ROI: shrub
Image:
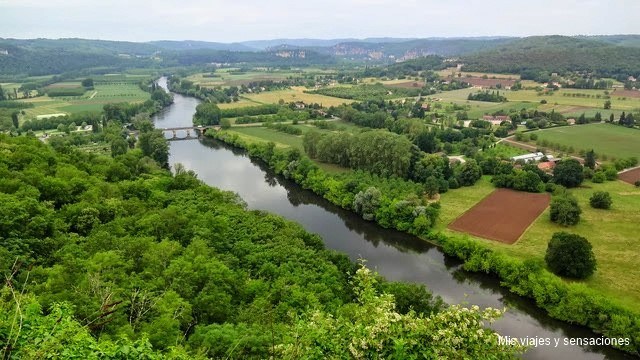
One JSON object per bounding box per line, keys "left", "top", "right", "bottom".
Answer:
{"left": 591, "top": 171, "right": 606, "bottom": 183}
{"left": 635, "top": 180, "right": 640, "bottom": 187}
{"left": 545, "top": 232, "right": 596, "bottom": 279}
{"left": 590, "top": 191, "right": 612, "bottom": 209}
{"left": 550, "top": 192, "right": 581, "bottom": 226}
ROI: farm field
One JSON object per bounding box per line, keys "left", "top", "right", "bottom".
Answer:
{"left": 499, "top": 180, "right": 640, "bottom": 307}
{"left": 619, "top": 167, "right": 640, "bottom": 185}
{"left": 437, "top": 68, "right": 521, "bottom": 80}
{"left": 229, "top": 126, "right": 304, "bottom": 150}
{"left": 532, "top": 123, "right": 640, "bottom": 159}
{"left": 440, "top": 177, "right": 640, "bottom": 307}
{"left": 435, "top": 87, "right": 639, "bottom": 119}
{"left": 506, "top": 88, "right": 640, "bottom": 113}
{"left": 448, "top": 189, "right": 550, "bottom": 244}
{"left": 187, "top": 68, "right": 319, "bottom": 88}
{"left": 244, "top": 87, "right": 354, "bottom": 107}
{"left": 17, "top": 82, "right": 150, "bottom": 118}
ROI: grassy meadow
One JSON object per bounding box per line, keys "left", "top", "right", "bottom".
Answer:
{"left": 532, "top": 123, "right": 640, "bottom": 159}
{"left": 438, "top": 176, "right": 640, "bottom": 308}
{"left": 17, "top": 82, "right": 150, "bottom": 120}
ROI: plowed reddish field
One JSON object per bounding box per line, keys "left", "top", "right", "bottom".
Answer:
{"left": 619, "top": 167, "right": 640, "bottom": 185}
{"left": 448, "top": 189, "right": 550, "bottom": 244}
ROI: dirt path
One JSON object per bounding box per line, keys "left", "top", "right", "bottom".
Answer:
{"left": 89, "top": 91, "right": 98, "bottom": 99}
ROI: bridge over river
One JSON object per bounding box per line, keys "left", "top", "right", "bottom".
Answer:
{"left": 162, "top": 125, "right": 220, "bottom": 140}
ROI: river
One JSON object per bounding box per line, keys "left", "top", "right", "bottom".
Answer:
{"left": 153, "top": 77, "right": 633, "bottom": 360}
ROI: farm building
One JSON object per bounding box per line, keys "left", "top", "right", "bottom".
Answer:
{"left": 567, "top": 118, "right": 576, "bottom": 125}
{"left": 511, "top": 152, "right": 552, "bottom": 163}
{"left": 482, "top": 115, "right": 511, "bottom": 126}
{"left": 537, "top": 161, "right": 556, "bottom": 172}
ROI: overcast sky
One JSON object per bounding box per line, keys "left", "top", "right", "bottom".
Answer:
{"left": 0, "top": 0, "right": 638, "bottom": 42}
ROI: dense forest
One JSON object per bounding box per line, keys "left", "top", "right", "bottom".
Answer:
{"left": 0, "top": 134, "right": 524, "bottom": 358}
{"left": 461, "top": 36, "right": 640, "bottom": 81}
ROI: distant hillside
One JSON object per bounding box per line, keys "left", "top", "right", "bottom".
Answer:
{"left": 0, "top": 38, "right": 335, "bottom": 76}
{"left": 584, "top": 35, "right": 640, "bottom": 48}
{"left": 158, "top": 48, "right": 335, "bottom": 67}
{"left": 149, "top": 40, "right": 255, "bottom": 52}
{"left": 311, "top": 38, "right": 512, "bottom": 62}
{"left": 0, "top": 43, "right": 149, "bottom": 77}
{"left": 239, "top": 37, "right": 418, "bottom": 50}
{"left": 461, "top": 36, "right": 640, "bottom": 80}
{"left": 0, "top": 38, "right": 159, "bottom": 55}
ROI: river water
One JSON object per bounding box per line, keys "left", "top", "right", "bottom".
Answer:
{"left": 153, "top": 77, "right": 633, "bottom": 360}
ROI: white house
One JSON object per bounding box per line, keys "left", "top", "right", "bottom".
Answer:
{"left": 511, "top": 152, "right": 550, "bottom": 163}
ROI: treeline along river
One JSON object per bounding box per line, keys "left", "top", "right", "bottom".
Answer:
{"left": 153, "top": 77, "right": 634, "bottom": 360}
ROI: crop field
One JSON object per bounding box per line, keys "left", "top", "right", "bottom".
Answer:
{"left": 507, "top": 88, "right": 640, "bottom": 113}
{"left": 187, "top": 69, "right": 308, "bottom": 88}
{"left": 46, "top": 82, "right": 83, "bottom": 89}
{"left": 92, "top": 73, "right": 151, "bottom": 83}
{"left": 448, "top": 189, "right": 551, "bottom": 244}
{"left": 436, "top": 87, "right": 639, "bottom": 119}
{"left": 532, "top": 123, "right": 640, "bottom": 159}
{"left": 379, "top": 79, "right": 425, "bottom": 89}
{"left": 244, "top": 87, "right": 354, "bottom": 107}
{"left": 619, "top": 167, "right": 640, "bottom": 185}
{"left": 502, "top": 180, "right": 640, "bottom": 307}
{"left": 18, "top": 82, "right": 150, "bottom": 118}
{"left": 437, "top": 68, "right": 522, "bottom": 80}
{"left": 440, "top": 177, "right": 640, "bottom": 307}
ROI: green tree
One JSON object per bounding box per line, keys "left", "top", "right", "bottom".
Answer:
{"left": 415, "top": 130, "right": 439, "bottom": 153}
{"left": 193, "top": 102, "right": 221, "bottom": 126}
{"left": 424, "top": 176, "right": 440, "bottom": 199}
{"left": 81, "top": 78, "right": 94, "bottom": 88}
{"left": 353, "top": 187, "right": 382, "bottom": 221}
{"left": 220, "top": 118, "right": 231, "bottom": 129}
{"left": 585, "top": 149, "right": 596, "bottom": 170}
{"left": 279, "top": 264, "right": 525, "bottom": 359}
{"left": 139, "top": 130, "right": 169, "bottom": 168}
{"left": 604, "top": 100, "right": 611, "bottom": 109}
{"left": 457, "top": 159, "right": 482, "bottom": 186}
{"left": 590, "top": 191, "right": 612, "bottom": 209}
{"left": 545, "top": 232, "right": 596, "bottom": 279}
{"left": 110, "top": 137, "right": 129, "bottom": 157}
{"left": 553, "top": 159, "right": 584, "bottom": 188}
{"left": 550, "top": 192, "right": 582, "bottom": 226}
{"left": 11, "top": 111, "right": 19, "bottom": 129}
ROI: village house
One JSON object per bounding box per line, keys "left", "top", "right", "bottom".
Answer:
{"left": 482, "top": 115, "right": 511, "bottom": 126}
{"left": 567, "top": 118, "right": 576, "bottom": 125}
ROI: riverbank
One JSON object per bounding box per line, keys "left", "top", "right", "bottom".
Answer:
{"left": 205, "top": 129, "right": 640, "bottom": 356}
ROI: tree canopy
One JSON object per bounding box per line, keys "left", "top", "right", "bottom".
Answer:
{"left": 545, "top": 232, "right": 597, "bottom": 279}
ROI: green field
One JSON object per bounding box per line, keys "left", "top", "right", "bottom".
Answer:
{"left": 438, "top": 176, "right": 640, "bottom": 308}
{"left": 435, "top": 87, "right": 638, "bottom": 119}
{"left": 188, "top": 68, "right": 335, "bottom": 88}
{"left": 533, "top": 123, "right": 640, "bottom": 159}
{"left": 229, "top": 127, "right": 304, "bottom": 150}
{"left": 18, "top": 82, "right": 150, "bottom": 119}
